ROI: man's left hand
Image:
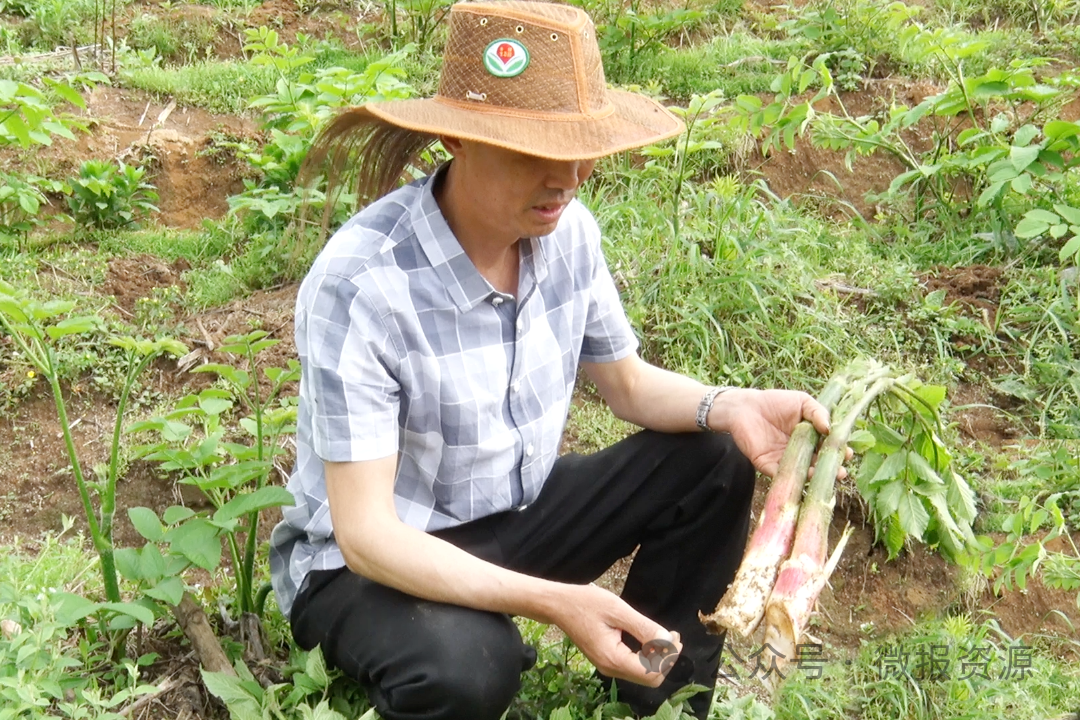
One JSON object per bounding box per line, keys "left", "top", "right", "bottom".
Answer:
{"left": 709, "top": 388, "right": 850, "bottom": 479}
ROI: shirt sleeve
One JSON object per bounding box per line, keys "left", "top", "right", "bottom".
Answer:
{"left": 578, "top": 211, "right": 640, "bottom": 363}
{"left": 299, "top": 272, "right": 401, "bottom": 462}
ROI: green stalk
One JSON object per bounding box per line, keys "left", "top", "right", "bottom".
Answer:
{"left": 49, "top": 364, "right": 120, "bottom": 602}
{"left": 701, "top": 371, "right": 852, "bottom": 637}
{"left": 240, "top": 346, "right": 265, "bottom": 614}
{"left": 762, "top": 375, "right": 894, "bottom": 668}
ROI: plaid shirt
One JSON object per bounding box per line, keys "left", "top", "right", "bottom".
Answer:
{"left": 269, "top": 168, "right": 638, "bottom": 616}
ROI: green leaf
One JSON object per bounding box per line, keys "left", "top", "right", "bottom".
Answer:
{"left": 876, "top": 479, "right": 905, "bottom": 516}
{"left": 44, "top": 315, "right": 100, "bottom": 340}
{"left": 139, "top": 544, "right": 167, "bottom": 581}
{"left": 162, "top": 505, "right": 196, "bottom": 525}
{"left": 200, "top": 670, "right": 263, "bottom": 720}
{"left": 848, "top": 429, "right": 876, "bottom": 454}
{"left": 114, "top": 547, "right": 143, "bottom": 581}
{"left": 897, "top": 491, "right": 931, "bottom": 540}
{"left": 1013, "top": 124, "right": 1039, "bottom": 146}
{"left": 907, "top": 452, "right": 944, "bottom": 485}
{"left": 1015, "top": 214, "right": 1053, "bottom": 239}
{"left": 1050, "top": 223, "right": 1069, "bottom": 239}
{"left": 871, "top": 450, "right": 908, "bottom": 485}
{"left": 101, "top": 601, "right": 155, "bottom": 626}
{"left": 1061, "top": 235, "right": 1080, "bottom": 262}
{"left": 128, "top": 507, "right": 164, "bottom": 542}
{"left": 145, "top": 577, "right": 185, "bottom": 606}
{"left": 912, "top": 384, "right": 947, "bottom": 411}
{"left": 45, "top": 80, "right": 86, "bottom": 108}
{"left": 1053, "top": 204, "right": 1080, "bottom": 225}
{"left": 53, "top": 592, "right": 98, "bottom": 626}
{"left": 1044, "top": 120, "right": 1080, "bottom": 141}
{"left": 304, "top": 646, "right": 330, "bottom": 688}
{"left": 214, "top": 486, "right": 295, "bottom": 522}
{"left": 168, "top": 519, "right": 222, "bottom": 571}
{"left": 1010, "top": 144, "right": 1041, "bottom": 171}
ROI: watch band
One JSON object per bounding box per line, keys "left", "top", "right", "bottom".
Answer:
{"left": 696, "top": 386, "right": 734, "bottom": 431}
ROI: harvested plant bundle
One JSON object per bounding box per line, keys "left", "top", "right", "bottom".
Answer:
{"left": 700, "top": 359, "right": 976, "bottom": 677}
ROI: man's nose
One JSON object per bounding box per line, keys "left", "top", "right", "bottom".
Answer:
{"left": 545, "top": 158, "right": 595, "bottom": 190}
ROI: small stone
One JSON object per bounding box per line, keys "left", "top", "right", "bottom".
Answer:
{"left": 0, "top": 619, "right": 21, "bottom": 639}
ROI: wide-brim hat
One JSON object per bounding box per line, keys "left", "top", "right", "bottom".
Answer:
{"left": 359, "top": 0, "right": 685, "bottom": 160}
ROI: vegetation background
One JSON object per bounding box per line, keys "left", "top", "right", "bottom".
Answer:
{"left": 1, "top": 0, "right": 1079, "bottom": 717}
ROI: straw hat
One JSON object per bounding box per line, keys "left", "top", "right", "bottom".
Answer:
{"left": 361, "top": 0, "right": 685, "bottom": 160}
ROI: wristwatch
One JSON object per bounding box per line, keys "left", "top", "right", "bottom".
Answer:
{"left": 696, "top": 386, "right": 734, "bottom": 431}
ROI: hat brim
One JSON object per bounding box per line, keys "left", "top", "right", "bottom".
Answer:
{"left": 361, "top": 90, "right": 685, "bottom": 161}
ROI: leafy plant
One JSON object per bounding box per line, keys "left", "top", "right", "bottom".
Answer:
{"left": 598, "top": 0, "right": 705, "bottom": 83}
{"left": 966, "top": 493, "right": 1080, "bottom": 607}
{"left": 853, "top": 376, "right": 979, "bottom": 561}
{"left": 0, "top": 172, "right": 65, "bottom": 236}
{"left": 130, "top": 331, "right": 299, "bottom": 618}
{"left": 67, "top": 160, "right": 159, "bottom": 231}
{"left": 0, "top": 282, "right": 185, "bottom": 612}
{"left": 0, "top": 77, "right": 89, "bottom": 149}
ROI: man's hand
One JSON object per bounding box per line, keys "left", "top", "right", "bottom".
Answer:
{"left": 548, "top": 583, "right": 682, "bottom": 688}
{"left": 709, "top": 388, "right": 849, "bottom": 479}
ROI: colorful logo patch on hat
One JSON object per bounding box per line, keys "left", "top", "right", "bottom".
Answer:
{"left": 483, "top": 38, "right": 529, "bottom": 78}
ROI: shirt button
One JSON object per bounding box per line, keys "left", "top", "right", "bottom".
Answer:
{"left": 525, "top": 443, "right": 534, "bottom": 457}
{"left": 492, "top": 296, "right": 503, "bottom": 306}
{"left": 516, "top": 318, "right": 523, "bottom": 331}
{"left": 511, "top": 380, "right": 520, "bottom": 393}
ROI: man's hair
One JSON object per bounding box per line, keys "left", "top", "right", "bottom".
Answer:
{"left": 300, "top": 108, "right": 438, "bottom": 236}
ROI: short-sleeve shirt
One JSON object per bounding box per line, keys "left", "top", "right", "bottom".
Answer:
{"left": 269, "top": 167, "right": 638, "bottom": 616}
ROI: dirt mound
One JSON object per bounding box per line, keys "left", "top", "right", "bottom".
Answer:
{"left": 104, "top": 253, "right": 190, "bottom": 315}
{"left": 921, "top": 263, "right": 1003, "bottom": 320}
{"left": 0, "top": 87, "right": 258, "bottom": 230}
{"left": 752, "top": 81, "right": 942, "bottom": 218}
{"left": 180, "top": 284, "right": 300, "bottom": 378}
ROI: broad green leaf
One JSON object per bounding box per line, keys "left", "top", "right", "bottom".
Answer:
{"left": 884, "top": 517, "right": 906, "bottom": 560}
{"left": 44, "top": 80, "right": 85, "bottom": 108}
{"left": 848, "top": 429, "right": 876, "bottom": 454}
{"left": 145, "top": 577, "right": 185, "bottom": 606}
{"left": 1044, "top": 119, "right": 1080, "bottom": 141}
{"left": 1053, "top": 204, "right": 1080, "bottom": 225}
{"left": 44, "top": 315, "right": 100, "bottom": 339}
{"left": 200, "top": 670, "right": 263, "bottom": 720}
{"left": 1015, "top": 214, "right": 1052, "bottom": 239}
{"left": 1009, "top": 144, "right": 1041, "bottom": 171}
{"left": 199, "top": 396, "right": 233, "bottom": 416}
{"left": 912, "top": 383, "right": 947, "bottom": 411}
{"left": 128, "top": 507, "right": 164, "bottom": 542}
{"left": 876, "top": 479, "right": 905, "bottom": 516}
{"left": 168, "top": 519, "right": 222, "bottom": 571}
{"left": 53, "top": 592, "right": 98, "bottom": 626}
{"left": 1011, "top": 174, "right": 1032, "bottom": 194}
{"left": 139, "top": 544, "right": 167, "bottom": 581}
{"left": 214, "top": 486, "right": 295, "bottom": 522}
{"left": 907, "top": 452, "right": 944, "bottom": 485}
{"left": 871, "top": 425, "right": 907, "bottom": 454}
{"left": 1013, "top": 124, "right": 1039, "bottom": 146}
{"left": 305, "top": 646, "right": 330, "bottom": 689}
{"left": 162, "top": 505, "right": 196, "bottom": 524}
{"left": 114, "top": 547, "right": 143, "bottom": 581}
{"left": 871, "top": 450, "right": 908, "bottom": 485}
{"left": 897, "top": 491, "right": 930, "bottom": 539}
{"left": 1050, "top": 223, "right": 1069, "bottom": 239}
{"left": 101, "top": 601, "right": 155, "bottom": 626}
{"left": 1061, "top": 235, "right": 1080, "bottom": 262}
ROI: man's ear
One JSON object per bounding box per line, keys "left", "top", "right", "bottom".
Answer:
{"left": 440, "top": 136, "right": 465, "bottom": 156}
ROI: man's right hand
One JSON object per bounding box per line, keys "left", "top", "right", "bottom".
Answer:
{"left": 548, "top": 582, "right": 682, "bottom": 688}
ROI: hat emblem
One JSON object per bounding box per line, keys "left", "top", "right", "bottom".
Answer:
{"left": 484, "top": 38, "right": 529, "bottom": 78}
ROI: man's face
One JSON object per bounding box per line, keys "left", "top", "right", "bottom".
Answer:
{"left": 442, "top": 138, "right": 597, "bottom": 241}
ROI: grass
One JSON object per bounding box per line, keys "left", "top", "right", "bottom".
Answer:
{"left": 120, "top": 60, "right": 276, "bottom": 115}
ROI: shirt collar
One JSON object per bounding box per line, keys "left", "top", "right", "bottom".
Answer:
{"left": 410, "top": 165, "right": 550, "bottom": 313}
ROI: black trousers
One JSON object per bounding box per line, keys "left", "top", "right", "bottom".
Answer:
{"left": 290, "top": 430, "right": 756, "bottom": 720}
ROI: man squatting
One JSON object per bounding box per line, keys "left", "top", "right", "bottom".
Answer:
{"left": 270, "top": 3, "right": 845, "bottom": 719}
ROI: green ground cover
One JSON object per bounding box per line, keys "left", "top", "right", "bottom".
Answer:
{"left": 1, "top": 0, "right": 1079, "bottom": 717}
